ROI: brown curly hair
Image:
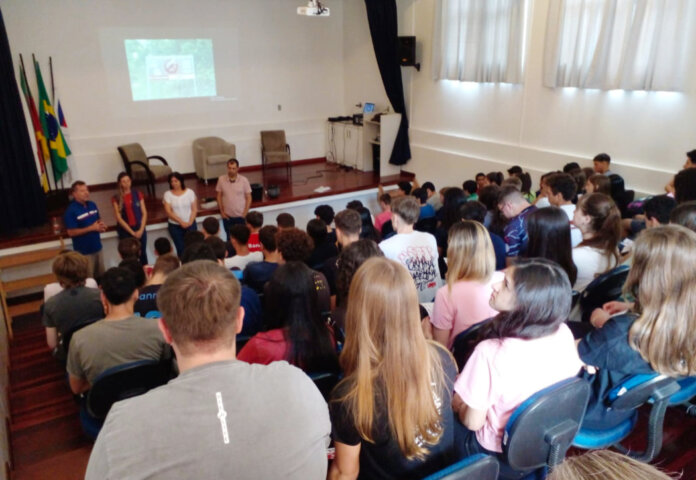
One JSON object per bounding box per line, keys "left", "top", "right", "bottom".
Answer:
{"left": 277, "top": 228, "right": 314, "bottom": 262}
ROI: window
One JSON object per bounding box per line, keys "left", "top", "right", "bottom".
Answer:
{"left": 432, "top": 0, "right": 527, "bottom": 84}
{"left": 543, "top": 0, "right": 695, "bottom": 91}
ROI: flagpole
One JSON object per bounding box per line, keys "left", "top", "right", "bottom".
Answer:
{"left": 49, "top": 56, "right": 55, "bottom": 105}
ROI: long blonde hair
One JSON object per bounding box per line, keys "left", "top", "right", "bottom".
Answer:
{"left": 335, "top": 257, "right": 448, "bottom": 459}
{"left": 627, "top": 225, "right": 696, "bottom": 377}
{"left": 446, "top": 220, "right": 494, "bottom": 291}
{"left": 548, "top": 450, "right": 678, "bottom": 480}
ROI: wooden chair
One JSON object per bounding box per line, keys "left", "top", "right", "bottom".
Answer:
{"left": 117, "top": 143, "right": 172, "bottom": 196}
{"left": 260, "top": 130, "right": 291, "bottom": 182}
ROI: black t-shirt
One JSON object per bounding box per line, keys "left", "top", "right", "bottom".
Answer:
{"left": 243, "top": 261, "right": 279, "bottom": 293}
{"left": 577, "top": 313, "right": 654, "bottom": 429}
{"left": 307, "top": 240, "right": 339, "bottom": 270}
{"left": 329, "top": 346, "right": 457, "bottom": 479}
{"left": 319, "top": 255, "right": 339, "bottom": 296}
{"left": 133, "top": 284, "right": 162, "bottom": 318}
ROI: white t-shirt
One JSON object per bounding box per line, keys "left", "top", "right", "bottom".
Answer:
{"left": 224, "top": 251, "right": 263, "bottom": 271}
{"left": 559, "top": 204, "right": 583, "bottom": 247}
{"left": 379, "top": 230, "right": 442, "bottom": 303}
{"left": 163, "top": 189, "right": 197, "bottom": 225}
{"left": 572, "top": 246, "right": 617, "bottom": 291}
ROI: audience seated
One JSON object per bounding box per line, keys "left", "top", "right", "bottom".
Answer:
{"left": 320, "top": 209, "right": 361, "bottom": 296}
{"left": 568, "top": 168, "right": 586, "bottom": 202}
{"left": 117, "top": 237, "right": 141, "bottom": 261}
{"left": 430, "top": 221, "right": 503, "bottom": 349}
{"left": 153, "top": 237, "right": 173, "bottom": 257}
{"left": 245, "top": 210, "right": 264, "bottom": 252}
{"left": 224, "top": 224, "right": 263, "bottom": 270}
{"left": 243, "top": 225, "right": 281, "bottom": 293}
{"left": 547, "top": 449, "right": 676, "bottom": 480}
{"left": 201, "top": 216, "right": 220, "bottom": 239}
{"left": 519, "top": 172, "right": 536, "bottom": 203}
{"left": 373, "top": 194, "right": 392, "bottom": 233}
{"left": 593, "top": 152, "right": 613, "bottom": 176}
{"left": 183, "top": 230, "right": 205, "bottom": 250}
{"left": 462, "top": 180, "right": 478, "bottom": 201}
{"left": 486, "top": 171, "right": 503, "bottom": 186}
{"left": 673, "top": 167, "right": 696, "bottom": 204}
{"left": 475, "top": 172, "right": 488, "bottom": 191}
{"left": 422, "top": 181, "right": 442, "bottom": 210}
{"left": 204, "top": 236, "right": 227, "bottom": 263}
{"left": 356, "top": 206, "right": 379, "bottom": 242}
{"left": 478, "top": 184, "right": 501, "bottom": 231}
{"left": 664, "top": 149, "right": 696, "bottom": 195}
{"left": 452, "top": 259, "right": 582, "bottom": 458}
{"left": 498, "top": 187, "right": 536, "bottom": 261}
{"left": 434, "top": 187, "right": 466, "bottom": 255}
{"left": 42, "top": 252, "right": 103, "bottom": 357}
{"left": 533, "top": 171, "right": 557, "bottom": 208}
{"left": 669, "top": 200, "right": 696, "bottom": 232}
{"left": 181, "top": 241, "right": 216, "bottom": 265}
{"left": 306, "top": 218, "right": 338, "bottom": 270}
{"left": 577, "top": 225, "right": 696, "bottom": 430}
{"left": 276, "top": 212, "right": 295, "bottom": 231}
{"left": 67, "top": 267, "right": 168, "bottom": 394}
{"left": 380, "top": 196, "right": 441, "bottom": 303}
{"left": 332, "top": 239, "right": 383, "bottom": 329}
{"left": 585, "top": 173, "right": 611, "bottom": 196}
{"left": 460, "top": 201, "right": 506, "bottom": 270}
{"left": 329, "top": 257, "right": 457, "bottom": 479}
{"left": 412, "top": 187, "right": 436, "bottom": 220}
{"left": 524, "top": 207, "right": 578, "bottom": 286}
{"left": 545, "top": 173, "right": 582, "bottom": 246}
{"left": 118, "top": 258, "right": 146, "bottom": 289}
{"left": 239, "top": 262, "right": 339, "bottom": 374}
{"left": 85, "top": 261, "right": 330, "bottom": 480}
{"left": 572, "top": 193, "right": 621, "bottom": 291}
{"left": 133, "top": 254, "right": 180, "bottom": 318}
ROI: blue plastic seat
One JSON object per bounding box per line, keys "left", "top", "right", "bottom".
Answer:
{"left": 573, "top": 373, "right": 680, "bottom": 462}
{"left": 498, "top": 377, "right": 591, "bottom": 479}
{"left": 670, "top": 377, "right": 696, "bottom": 410}
{"left": 422, "top": 454, "right": 498, "bottom": 480}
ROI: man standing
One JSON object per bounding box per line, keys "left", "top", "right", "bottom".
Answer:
{"left": 379, "top": 196, "right": 441, "bottom": 303}
{"left": 64, "top": 181, "right": 106, "bottom": 279}
{"left": 85, "top": 260, "right": 330, "bottom": 480}
{"left": 216, "top": 159, "right": 252, "bottom": 241}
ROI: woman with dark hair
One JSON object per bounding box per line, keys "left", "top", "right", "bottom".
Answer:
{"left": 357, "top": 206, "right": 380, "bottom": 242}
{"left": 238, "top": 261, "right": 339, "bottom": 374}
{"left": 572, "top": 193, "right": 621, "bottom": 291}
{"left": 163, "top": 172, "right": 198, "bottom": 256}
{"left": 329, "top": 257, "right": 457, "bottom": 479}
{"left": 584, "top": 174, "right": 611, "bottom": 196}
{"left": 524, "top": 207, "right": 577, "bottom": 285}
{"left": 333, "top": 239, "right": 383, "bottom": 329}
{"left": 486, "top": 171, "right": 504, "bottom": 186}
{"left": 435, "top": 187, "right": 467, "bottom": 256}
{"left": 452, "top": 258, "right": 582, "bottom": 457}
{"left": 519, "top": 172, "right": 536, "bottom": 203}
{"left": 112, "top": 172, "right": 149, "bottom": 265}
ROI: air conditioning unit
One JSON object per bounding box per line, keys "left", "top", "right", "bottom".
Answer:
{"left": 297, "top": 1, "right": 329, "bottom": 16}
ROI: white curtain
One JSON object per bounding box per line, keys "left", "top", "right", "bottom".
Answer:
{"left": 432, "top": 0, "right": 527, "bottom": 84}
{"left": 543, "top": 0, "right": 695, "bottom": 91}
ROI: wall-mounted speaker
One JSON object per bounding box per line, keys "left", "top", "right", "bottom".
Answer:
{"left": 398, "top": 36, "right": 420, "bottom": 71}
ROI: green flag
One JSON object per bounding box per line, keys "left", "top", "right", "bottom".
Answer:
{"left": 34, "top": 58, "right": 69, "bottom": 181}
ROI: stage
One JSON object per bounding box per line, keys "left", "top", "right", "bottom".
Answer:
{"left": 0, "top": 160, "right": 411, "bottom": 298}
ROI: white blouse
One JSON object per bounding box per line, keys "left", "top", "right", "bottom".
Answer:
{"left": 163, "top": 189, "right": 197, "bottom": 225}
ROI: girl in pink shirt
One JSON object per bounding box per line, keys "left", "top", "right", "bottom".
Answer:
{"left": 430, "top": 221, "right": 503, "bottom": 348}
{"left": 452, "top": 258, "right": 583, "bottom": 457}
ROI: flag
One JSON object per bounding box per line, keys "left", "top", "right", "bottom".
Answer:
{"left": 19, "top": 61, "right": 50, "bottom": 192}
{"left": 56, "top": 95, "right": 74, "bottom": 184}
{"left": 34, "top": 59, "right": 70, "bottom": 182}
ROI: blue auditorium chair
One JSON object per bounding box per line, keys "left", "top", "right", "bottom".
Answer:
{"left": 668, "top": 377, "right": 696, "bottom": 416}
{"left": 573, "top": 373, "right": 680, "bottom": 462}
{"left": 422, "top": 454, "right": 498, "bottom": 480}
{"left": 576, "top": 264, "right": 630, "bottom": 323}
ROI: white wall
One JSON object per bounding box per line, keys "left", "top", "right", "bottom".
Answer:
{"left": 343, "top": 0, "right": 696, "bottom": 196}
{"left": 2, "top": 0, "right": 345, "bottom": 184}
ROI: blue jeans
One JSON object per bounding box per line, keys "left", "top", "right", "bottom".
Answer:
{"left": 168, "top": 222, "right": 198, "bottom": 257}
{"left": 222, "top": 216, "right": 246, "bottom": 242}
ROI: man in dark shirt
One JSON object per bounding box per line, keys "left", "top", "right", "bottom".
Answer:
{"left": 243, "top": 225, "right": 281, "bottom": 292}
{"left": 64, "top": 181, "right": 107, "bottom": 279}
{"left": 498, "top": 187, "right": 536, "bottom": 262}
{"left": 134, "top": 254, "right": 180, "bottom": 318}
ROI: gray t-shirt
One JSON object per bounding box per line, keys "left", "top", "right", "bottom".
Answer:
{"left": 67, "top": 315, "right": 166, "bottom": 384}
{"left": 42, "top": 286, "right": 104, "bottom": 335}
{"left": 86, "top": 360, "right": 330, "bottom": 480}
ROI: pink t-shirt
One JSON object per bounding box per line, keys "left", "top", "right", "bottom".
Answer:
{"left": 454, "top": 324, "right": 582, "bottom": 452}
{"left": 431, "top": 271, "right": 504, "bottom": 348}
{"left": 215, "top": 174, "right": 252, "bottom": 218}
{"left": 374, "top": 210, "right": 391, "bottom": 232}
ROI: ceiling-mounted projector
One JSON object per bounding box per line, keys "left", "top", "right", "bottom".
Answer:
{"left": 298, "top": 0, "right": 329, "bottom": 16}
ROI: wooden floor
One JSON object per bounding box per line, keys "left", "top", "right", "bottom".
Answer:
{"left": 0, "top": 160, "right": 409, "bottom": 249}
{"left": 7, "top": 309, "right": 696, "bottom": 479}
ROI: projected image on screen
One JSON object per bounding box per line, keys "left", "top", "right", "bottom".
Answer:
{"left": 125, "top": 39, "right": 216, "bottom": 101}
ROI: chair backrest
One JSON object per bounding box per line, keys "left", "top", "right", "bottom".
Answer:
{"left": 579, "top": 264, "right": 629, "bottom": 322}
{"left": 118, "top": 143, "right": 148, "bottom": 166}
{"left": 260, "top": 130, "right": 287, "bottom": 152}
{"left": 422, "top": 454, "right": 499, "bottom": 480}
{"left": 672, "top": 377, "right": 696, "bottom": 406}
{"left": 86, "top": 359, "right": 172, "bottom": 419}
{"left": 450, "top": 319, "right": 493, "bottom": 372}
{"left": 608, "top": 374, "right": 680, "bottom": 411}
{"left": 193, "top": 136, "right": 230, "bottom": 155}
{"left": 503, "top": 377, "right": 590, "bottom": 471}
{"left": 415, "top": 216, "right": 437, "bottom": 234}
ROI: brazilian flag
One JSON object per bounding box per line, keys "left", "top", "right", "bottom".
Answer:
{"left": 34, "top": 59, "right": 70, "bottom": 182}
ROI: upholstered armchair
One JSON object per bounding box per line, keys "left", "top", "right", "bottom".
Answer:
{"left": 260, "top": 130, "right": 291, "bottom": 181}
{"left": 192, "top": 137, "right": 236, "bottom": 184}
{"left": 117, "top": 143, "right": 172, "bottom": 196}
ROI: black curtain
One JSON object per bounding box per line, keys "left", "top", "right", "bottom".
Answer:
{"left": 0, "top": 6, "right": 46, "bottom": 233}
{"left": 364, "top": 0, "right": 411, "bottom": 166}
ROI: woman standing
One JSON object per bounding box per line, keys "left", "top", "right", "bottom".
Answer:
{"left": 163, "top": 172, "right": 198, "bottom": 256}
{"left": 430, "top": 221, "right": 503, "bottom": 349}
{"left": 572, "top": 193, "right": 621, "bottom": 291}
{"left": 329, "top": 257, "right": 457, "bottom": 479}
{"left": 112, "top": 172, "right": 148, "bottom": 265}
